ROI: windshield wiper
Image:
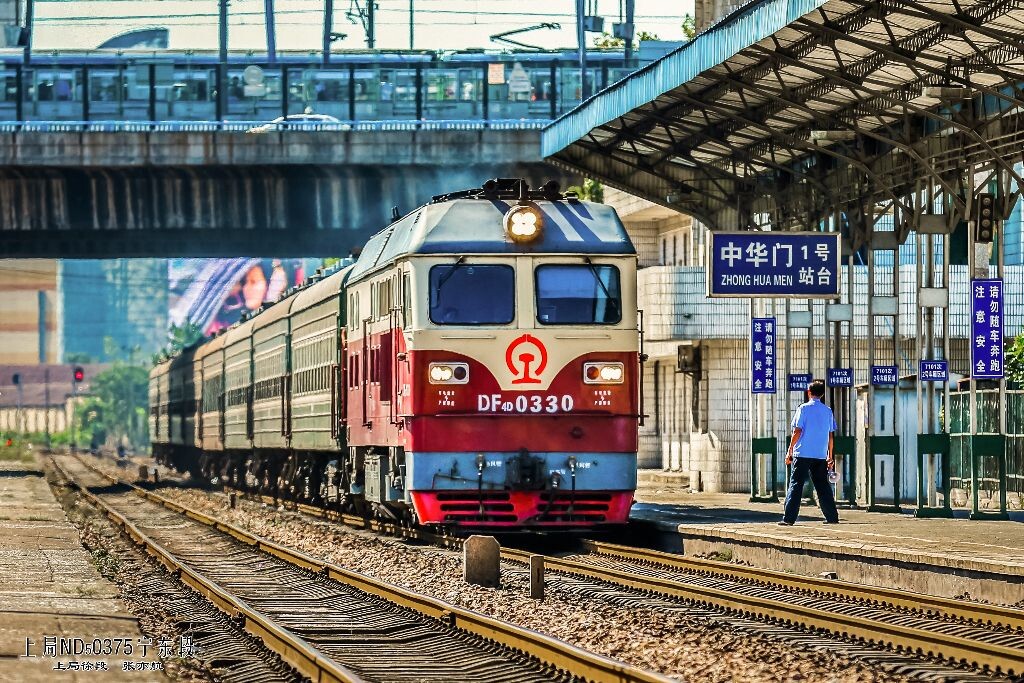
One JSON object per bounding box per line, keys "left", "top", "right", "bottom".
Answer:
{"left": 584, "top": 257, "right": 616, "bottom": 302}
{"left": 435, "top": 255, "right": 467, "bottom": 292}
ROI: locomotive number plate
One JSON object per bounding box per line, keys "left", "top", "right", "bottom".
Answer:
{"left": 476, "top": 393, "right": 575, "bottom": 413}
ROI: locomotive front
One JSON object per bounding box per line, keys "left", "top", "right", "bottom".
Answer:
{"left": 398, "top": 182, "right": 639, "bottom": 527}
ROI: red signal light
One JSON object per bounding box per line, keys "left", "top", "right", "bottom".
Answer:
{"left": 73, "top": 367, "right": 84, "bottom": 383}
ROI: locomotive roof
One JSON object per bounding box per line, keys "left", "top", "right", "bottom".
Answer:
{"left": 348, "top": 198, "right": 634, "bottom": 282}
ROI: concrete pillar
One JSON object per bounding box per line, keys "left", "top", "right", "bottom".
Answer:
{"left": 529, "top": 555, "right": 544, "bottom": 599}
{"left": 463, "top": 535, "right": 500, "bottom": 588}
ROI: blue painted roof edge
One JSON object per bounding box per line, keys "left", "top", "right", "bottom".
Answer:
{"left": 541, "top": 0, "right": 829, "bottom": 157}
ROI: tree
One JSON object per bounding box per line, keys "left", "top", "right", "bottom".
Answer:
{"left": 166, "top": 322, "right": 204, "bottom": 355}
{"left": 681, "top": 14, "right": 696, "bottom": 40}
{"left": 77, "top": 364, "right": 150, "bottom": 448}
{"left": 566, "top": 178, "right": 605, "bottom": 202}
{"left": 1005, "top": 332, "right": 1024, "bottom": 385}
{"left": 592, "top": 30, "right": 660, "bottom": 49}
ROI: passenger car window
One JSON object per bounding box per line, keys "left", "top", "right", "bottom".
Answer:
{"left": 535, "top": 264, "right": 621, "bottom": 324}
{"left": 429, "top": 264, "right": 514, "bottom": 325}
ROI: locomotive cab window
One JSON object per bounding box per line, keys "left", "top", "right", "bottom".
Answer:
{"left": 535, "top": 264, "right": 621, "bottom": 324}
{"left": 429, "top": 263, "right": 514, "bottom": 325}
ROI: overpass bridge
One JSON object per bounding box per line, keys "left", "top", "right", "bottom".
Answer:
{"left": 0, "top": 51, "right": 636, "bottom": 257}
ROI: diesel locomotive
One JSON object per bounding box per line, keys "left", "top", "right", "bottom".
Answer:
{"left": 150, "top": 179, "right": 641, "bottom": 528}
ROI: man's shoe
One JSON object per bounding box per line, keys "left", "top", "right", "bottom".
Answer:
{"left": 822, "top": 520, "right": 840, "bottom": 524}
{"left": 777, "top": 521, "right": 794, "bottom": 526}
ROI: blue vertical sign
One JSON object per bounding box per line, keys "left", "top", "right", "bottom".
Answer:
{"left": 751, "top": 317, "right": 776, "bottom": 394}
{"left": 971, "top": 278, "right": 1003, "bottom": 379}
{"left": 708, "top": 232, "right": 842, "bottom": 298}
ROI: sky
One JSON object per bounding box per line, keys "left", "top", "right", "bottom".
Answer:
{"left": 31, "top": 0, "right": 694, "bottom": 51}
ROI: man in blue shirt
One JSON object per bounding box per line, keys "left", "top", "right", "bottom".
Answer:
{"left": 780, "top": 379, "right": 840, "bottom": 525}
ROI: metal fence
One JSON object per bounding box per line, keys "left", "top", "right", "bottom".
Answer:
{"left": 949, "top": 390, "right": 1024, "bottom": 509}
{"left": 0, "top": 118, "right": 551, "bottom": 133}
{"left": 0, "top": 57, "right": 634, "bottom": 125}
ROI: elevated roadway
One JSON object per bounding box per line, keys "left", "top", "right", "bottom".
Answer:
{"left": 0, "top": 124, "right": 564, "bottom": 257}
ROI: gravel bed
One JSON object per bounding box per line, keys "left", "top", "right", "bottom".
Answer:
{"left": 142, "top": 483, "right": 911, "bottom": 683}
{"left": 46, "top": 463, "right": 299, "bottom": 683}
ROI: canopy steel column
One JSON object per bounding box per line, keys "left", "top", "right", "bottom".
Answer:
{"left": 914, "top": 181, "right": 953, "bottom": 518}
{"left": 866, "top": 206, "right": 902, "bottom": 513}
{"left": 968, "top": 163, "right": 1010, "bottom": 520}
{"left": 750, "top": 297, "right": 778, "bottom": 502}
{"left": 827, "top": 209, "right": 856, "bottom": 506}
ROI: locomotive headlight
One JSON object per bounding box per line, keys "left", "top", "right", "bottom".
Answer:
{"left": 430, "top": 365, "right": 453, "bottom": 382}
{"left": 504, "top": 205, "right": 543, "bottom": 243}
{"left": 429, "top": 362, "right": 469, "bottom": 384}
{"left": 583, "top": 362, "right": 624, "bottom": 384}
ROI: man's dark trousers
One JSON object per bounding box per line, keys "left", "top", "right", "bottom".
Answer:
{"left": 783, "top": 457, "right": 839, "bottom": 524}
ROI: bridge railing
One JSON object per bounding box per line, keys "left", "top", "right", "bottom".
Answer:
{"left": 0, "top": 58, "right": 635, "bottom": 126}
{"left": 0, "top": 119, "right": 551, "bottom": 133}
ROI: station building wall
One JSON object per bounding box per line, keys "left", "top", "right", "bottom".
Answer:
{"left": 612, "top": 186, "right": 1020, "bottom": 494}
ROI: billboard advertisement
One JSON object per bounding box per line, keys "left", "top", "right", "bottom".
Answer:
{"left": 169, "top": 258, "right": 319, "bottom": 335}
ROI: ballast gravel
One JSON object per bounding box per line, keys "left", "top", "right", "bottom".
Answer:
{"left": 131, "top": 482, "right": 908, "bottom": 683}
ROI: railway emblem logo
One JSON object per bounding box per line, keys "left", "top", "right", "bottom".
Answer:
{"left": 506, "top": 334, "right": 547, "bottom": 385}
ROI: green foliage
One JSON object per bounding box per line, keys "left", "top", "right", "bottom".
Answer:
{"left": 64, "top": 352, "right": 94, "bottom": 364}
{"left": 153, "top": 322, "right": 205, "bottom": 364}
{"left": 167, "top": 322, "right": 204, "bottom": 354}
{"left": 592, "top": 30, "right": 659, "bottom": 49}
{"left": 681, "top": 14, "right": 696, "bottom": 40}
{"left": 1005, "top": 332, "right": 1024, "bottom": 385}
{"left": 566, "top": 178, "right": 605, "bottom": 203}
{"left": 76, "top": 364, "right": 149, "bottom": 448}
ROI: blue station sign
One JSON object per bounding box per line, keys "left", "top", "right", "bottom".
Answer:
{"left": 788, "top": 373, "right": 812, "bottom": 392}
{"left": 751, "top": 317, "right": 776, "bottom": 394}
{"left": 707, "top": 232, "right": 842, "bottom": 298}
{"left": 827, "top": 368, "right": 853, "bottom": 387}
{"left": 971, "top": 278, "right": 1003, "bottom": 379}
{"left": 871, "top": 364, "right": 899, "bottom": 386}
{"left": 919, "top": 360, "right": 948, "bottom": 383}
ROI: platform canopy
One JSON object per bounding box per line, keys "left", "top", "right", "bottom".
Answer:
{"left": 542, "top": 0, "right": 1024, "bottom": 246}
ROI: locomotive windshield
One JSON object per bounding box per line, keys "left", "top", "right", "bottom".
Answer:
{"left": 429, "top": 263, "right": 515, "bottom": 325}
{"left": 535, "top": 264, "right": 621, "bottom": 324}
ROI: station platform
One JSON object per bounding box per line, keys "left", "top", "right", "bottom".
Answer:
{"left": 632, "top": 476, "right": 1024, "bottom": 606}
{"left": 0, "top": 455, "right": 162, "bottom": 681}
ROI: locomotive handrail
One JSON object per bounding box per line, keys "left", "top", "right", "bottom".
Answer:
{"left": 330, "top": 363, "right": 339, "bottom": 440}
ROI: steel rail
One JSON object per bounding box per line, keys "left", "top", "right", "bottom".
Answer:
{"left": 59, "top": 457, "right": 671, "bottom": 683}
{"left": 577, "top": 540, "right": 1024, "bottom": 633}
{"left": 497, "top": 547, "right": 1024, "bottom": 676}
{"left": 217, "top": 484, "right": 1024, "bottom": 675}
{"left": 242, "top": 488, "right": 1024, "bottom": 635}
{"left": 49, "top": 457, "right": 359, "bottom": 683}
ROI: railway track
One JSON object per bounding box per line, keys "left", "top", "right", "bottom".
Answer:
{"left": 83, "top": 456, "right": 1024, "bottom": 678}
{"left": 51, "top": 455, "right": 670, "bottom": 683}
{"left": 221, "top": 481, "right": 1024, "bottom": 678}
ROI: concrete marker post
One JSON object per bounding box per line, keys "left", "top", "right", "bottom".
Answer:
{"left": 463, "top": 535, "right": 500, "bottom": 588}
{"left": 138, "top": 465, "right": 149, "bottom": 482}
{"left": 529, "top": 554, "right": 544, "bottom": 599}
